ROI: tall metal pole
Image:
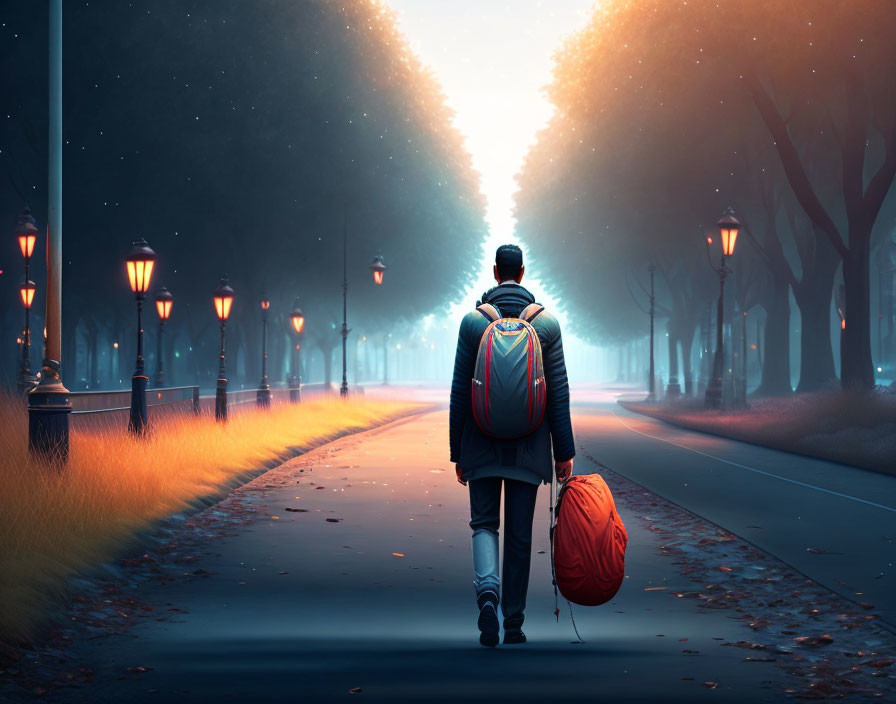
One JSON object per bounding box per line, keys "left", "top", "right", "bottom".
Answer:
{"left": 290, "top": 342, "right": 302, "bottom": 403}
{"left": 28, "top": 0, "right": 71, "bottom": 461}
{"left": 257, "top": 305, "right": 271, "bottom": 407}
{"left": 340, "top": 221, "right": 349, "bottom": 397}
{"left": 216, "top": 321, "right": 228, "bottom": 421}
{"left": 741, "top": 311, "right": 748, "bottom": 406}
{"left": 646, "top": 262, "right": 656, "bottom": 402}
{"left": 128, "top": 297, "right": 148, "bottom": 434}
{"left": 155, "top": 318, "right": 165, "bottom": 388}
{"left": 705, "top": 256, "right": 727, "bottom": 409}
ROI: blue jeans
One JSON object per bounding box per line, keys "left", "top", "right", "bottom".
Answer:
{"left": 469, "top": 477, "right": 539, "bottom": 631}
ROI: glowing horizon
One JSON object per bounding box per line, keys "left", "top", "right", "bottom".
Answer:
{"left": 387, "top": 0, "right": 595, "bottom": 312}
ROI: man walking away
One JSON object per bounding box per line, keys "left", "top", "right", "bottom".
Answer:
{"left": 450, "top": 244, "right": 575, "bottom": 647}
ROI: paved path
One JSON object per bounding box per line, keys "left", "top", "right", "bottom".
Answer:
{"left": 574, "top": 388, "right": 896, "bottom": 628}
{"left": 12, "top": 395, "right": 895, "bottom": 702}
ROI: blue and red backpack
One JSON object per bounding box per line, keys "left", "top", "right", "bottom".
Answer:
{"left": 471, "top": 302, "right": 547, "bottom": 439}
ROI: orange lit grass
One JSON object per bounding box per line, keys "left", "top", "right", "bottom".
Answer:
{"left": 0, "top": 393, "right": 422, "bottom": 644}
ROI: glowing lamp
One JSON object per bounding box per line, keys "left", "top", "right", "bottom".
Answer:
{"left": 213, "top": 278, "right": 234, "bottom": 321}
{"left": 20, "top": 280, "right": 36, "bottom": 309}
{"left": 155, "top": 287, "right": 174, "bottom": 321}
{"left": 841, "top": 318, "right": 846, "bottom": 331}
{"left": 370, "top": 255, "right": 387, "bottom": 285}
{"left": 15, "top": 207, "right": 38, "bottom": 259}
{"left": 717, "top": 207, "right": 741, "bottom": 257}
{"left": 126, "top": 238, "right": 157, "bottom": 296}
{"left": 261, "top": 297, "right": 271, "bottom": 311}
{"left": 291, "top": 307, "right": 305, "bottom": 335}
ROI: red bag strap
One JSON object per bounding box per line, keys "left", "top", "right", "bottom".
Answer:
{"left": 476, "top": 303, "right": 501, "bottom": 322}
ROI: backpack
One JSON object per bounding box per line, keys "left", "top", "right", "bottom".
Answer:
{"left": 551, "top": 473, "right": 628, "bottom": 606}
{"left": 471, "top": 302, "right": 547, "bottom": 439}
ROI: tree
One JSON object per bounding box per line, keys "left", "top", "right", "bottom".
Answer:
{"left": 0, "top": 0, "right": 486, "bottom": 388}
{"left": 516, "top": 0, "right": 896, "bottom": 392}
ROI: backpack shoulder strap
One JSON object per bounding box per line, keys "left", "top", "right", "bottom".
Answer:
{"left": 476, "top": 303, "right": 501, "bottom": 323}
{"left": 519, "top": 303, "right": 545, "bottom": 323}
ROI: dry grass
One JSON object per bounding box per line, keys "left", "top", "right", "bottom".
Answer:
{"left": 620, "top": 390, "right": 896, "bottom": 474}
{"left": 0, "top": 393, "right": 423, "bottom": 645}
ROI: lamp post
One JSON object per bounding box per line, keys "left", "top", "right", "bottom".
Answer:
{"left": 340, "top": 224, "right": 350, "bottom": 398}
{"left": 154, "top": 287, "right": 173, "bottom": 388}
{"left": 29, "top": 0, "right": 71, "bottom": 462}
{"left": 290, "top": 304, "right": 305, "bottom": 403}
{"left": 369, "top": 255, "right": 388, "bottom": 385}
{"left": 646, "top": 262, "right": 656, "bottom": 403}
{"left": 126, "top": 239, "right": 156, "bottom": 434}
{"left": 370, "top": 255, "right": 387, "bottom": 286}
{"left": 257, "top": 295, "right": 271, "bottom": 407}
{"left": 15, "top": 207, "right": 38, "bottom": 394}
{"left": 213, "top": 277, "right": 234, "bottom": 422}
{"left": 704, "top": 207, "right": 740, "bottom": 409}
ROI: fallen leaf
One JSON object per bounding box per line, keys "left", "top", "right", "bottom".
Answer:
{"left": 284, "top": 508, "right": 308, "bottom": 513}
{"left": 806, "top": 547, "right": 826, "bottom": 554}
{"left": 702, "top": 682, "right": 718, "bottom": 689}
{"left": 126, "top": 666, "right": 153, "bottom": 674}
{"left": 348, "top": 687, "right": 362, "bottom": 694}
{"left": 794, "top": 634, "right": 833, "bottom": 647}
{"left": 392, "top": 552, "right": 405, "bottom": 557}
{"left": 644, "top": 586, "right": 667, "bottom": 591}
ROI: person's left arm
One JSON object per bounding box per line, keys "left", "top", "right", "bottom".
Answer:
{"left": 450, "top": 314, "right": 477, "bottom": 483}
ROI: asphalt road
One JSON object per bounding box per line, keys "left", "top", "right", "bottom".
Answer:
{"left": 575, "top": 387, "right": 896, "bottom": 628}
{"left": 11, "top": 390, "right": 895, "bottom": 702}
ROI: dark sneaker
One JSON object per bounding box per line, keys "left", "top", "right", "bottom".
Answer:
{"left": 503, "top": 629, "right": 527, "bottom": 645}
{"left": 477, "top": 591, "right": 500, "bottom": 647}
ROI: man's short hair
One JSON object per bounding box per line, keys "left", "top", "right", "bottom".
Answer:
{"left": 495, "top": 244, "right": 523, "bottom": 281}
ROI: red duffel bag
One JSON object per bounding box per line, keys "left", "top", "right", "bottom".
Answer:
{"left": 551, "top": 473, "right": 628, "bottom": 606}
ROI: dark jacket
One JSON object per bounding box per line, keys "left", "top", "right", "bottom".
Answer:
{"left": 449, "top": 282, "right": 575, "bottom": 484}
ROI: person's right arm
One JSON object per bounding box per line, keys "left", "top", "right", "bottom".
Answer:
{"left": 541, "top": 315, "right": 576, "bottom": 477}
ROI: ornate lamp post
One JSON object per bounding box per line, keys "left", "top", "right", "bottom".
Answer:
{"left": 153, "top": 287, "right": 173, "bottom": 388}
{"left": 340, "top": 224, "right": 350, "bottom": 398}
{"left": 290, "top": 304, "right": 305, "bottom": 404}
{"left": 257, "top": 295, "right": 272, "bottom": 407}
{"left": 213, "top": 277, "right": 234, "bottom": 422}
{"left": 15, "top": 207, "right": 38, "bottom": 394}
{"left": 704, "top": 207, "right": 740, "bottom": 409}
{"left": 370, "top": 255, "right": 387, "bottom": 285}
{"left": 646, "top": 262, "right": 656, "bottom": 403}
{"left": 126, "top": 239, "right": 156, "bottom": 434}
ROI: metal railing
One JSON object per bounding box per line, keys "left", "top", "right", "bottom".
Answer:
{"left": 69, "top": 385, "right": 200, "bottom": 415}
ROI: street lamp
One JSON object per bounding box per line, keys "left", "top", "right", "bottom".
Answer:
{"left": 370, "top": 255, "right": 387, "bottom": 285}
{"left": 340, "top": 223, "right": 350, "bottom": 398}
{"left": 704, "top": 206, "right": 740, "bottom": 409}
{"left": 646, "top": 262, "right": 656, "bottom": 403}
{"left": 126, "top": 239, "right": 156, "bottom": 434}
{"left": 213, "top": 277, "right": 234, "bottom": 422}
{"left": 290, "top": 304, "right": 305, "bottom": 403}
{"left": 257, "top": 295, "right": 272, "bottom": 407}
{"left": 154, "top": 287, "right": 173, "bottom": 388}
{"left": 15, "top": 207, "right": 38, "bottom": 394}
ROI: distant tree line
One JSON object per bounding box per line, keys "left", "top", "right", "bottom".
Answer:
{"left": 0, "top": 0, "right": 486, "bottom": 390}
{"left": 516, "top": 0, "right": 896, "bottom": 394}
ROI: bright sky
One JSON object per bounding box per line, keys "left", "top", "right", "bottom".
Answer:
{"left": 387, "top": 0, "right": 595, "bottom": 311}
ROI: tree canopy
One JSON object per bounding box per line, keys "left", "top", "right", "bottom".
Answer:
{"left": 516, "top": 0, "right": 896, "bottom": 390}
{"left": 1, "top": 0, "right": 486, "bottom": 387}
